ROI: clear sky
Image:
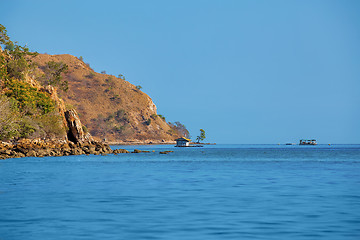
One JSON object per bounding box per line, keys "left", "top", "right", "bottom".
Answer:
{"left": 2, "top": 0, "right": 359, "bottom": 144}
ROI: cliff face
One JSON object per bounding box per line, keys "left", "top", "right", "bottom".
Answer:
{"left": 32, "top": 54, "right": 180, "bottom": 142}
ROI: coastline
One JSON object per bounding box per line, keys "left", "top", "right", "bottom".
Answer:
{"left": 107, "top": 140, "right": 216, "bottom": 146}
{"left": 106, "top": 140, "right": 176, "bottom": 146}
{"left": 1, "top": 138, "right": 216, "bottom": 159}
{"left": 0, "top": 139, "right": 129, "bottom": 160}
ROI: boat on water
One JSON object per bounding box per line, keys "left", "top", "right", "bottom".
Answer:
{"left": 299, "top": 139, "right": 317, "bottom": 145}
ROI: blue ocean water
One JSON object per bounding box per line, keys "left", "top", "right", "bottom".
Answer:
{"left": 1, "top": 144, "right": 360, "bottom": 240}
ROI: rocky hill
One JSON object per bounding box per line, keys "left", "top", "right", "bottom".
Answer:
{"left": 32, "top": 54, "right": 184, "bottom": 143}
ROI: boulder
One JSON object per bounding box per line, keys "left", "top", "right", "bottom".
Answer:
{"left": 113, "top": 149, "right": 129, "bottom": 154}
{"left": 26, "top": 150, "right": 37, "bottom": 157}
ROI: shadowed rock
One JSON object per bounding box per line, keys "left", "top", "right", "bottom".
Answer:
{"left": 65, "top": 109, "right": 93, "bottom": 143}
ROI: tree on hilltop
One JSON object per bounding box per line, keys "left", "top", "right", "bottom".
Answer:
{"left": 118, "top": 74, "right": 125, "bottom": 80}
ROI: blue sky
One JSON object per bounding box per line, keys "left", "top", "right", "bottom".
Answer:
{"left": 2, "top": 0, "right": 359, "bottom": 143}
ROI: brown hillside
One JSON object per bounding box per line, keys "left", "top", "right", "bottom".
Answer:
{"left": 32, "top": 54, "right": 180, "bottom": 143}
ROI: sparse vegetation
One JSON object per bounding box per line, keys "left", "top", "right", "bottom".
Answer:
{"left": 86, "top": 72, "right": 95, "bottom": 78}
{"left": 4, "top": 42, "right": 15, "bottom": 51}
{"left": 105, "top": 77, "right": 116, "bottom": 87}
{"left": 89, "top": 110, "right": 131, "bottom": 138}
{"left": 101, "top": 70, "right": 106, "bottom": 74}
{"left": 169, "top": 121, "right": 190, "bottom": 138}
{"left": 0, "top": 24, "right": 37, "bottom": 82}
{"left": 0, "top": 96, "right": 19, "bottom": 140}
{"left": 110, "top": 93, "right": 121, "bottom": 102}
{"left": 158, "top": 114, "right": 165, "bottom": 121}
{"left": 40, "top": 61, "right": 69, "bottom": 91}
{"left": 82, "top": 125, "right": 88, "bottom": 133}
{"left": 144, "top": 118, "right": 151, "bottom": 125}
{"left": 118, "top": 74, "right": 125, "bottom": 80}
{"left": 167, "top": 129, "right": 175, "bottom": 136}
{"left": 85, "top": 63, "right": 92, "bottom": 69}
{"left": 65, "top": 103, "right": 74, "bottom": 110}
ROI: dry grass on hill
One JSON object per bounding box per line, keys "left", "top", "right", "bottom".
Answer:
{"left": 32, "top": 54, "right": 180, "bottom": 142}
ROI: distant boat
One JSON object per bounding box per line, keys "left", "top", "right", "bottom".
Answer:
{"left": 285, "top": 143, "right": 296, "bottom": 145}
{"left": 299, "top": 139, "right": 317, "bottom": 145}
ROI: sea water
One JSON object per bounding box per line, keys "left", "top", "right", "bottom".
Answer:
{"left": 1, "top": 144, "right": 360, "bottom": 240}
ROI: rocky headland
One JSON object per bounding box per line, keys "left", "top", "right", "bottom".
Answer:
{"left": 0, "top": 24, "right": 188, "bottom": 159}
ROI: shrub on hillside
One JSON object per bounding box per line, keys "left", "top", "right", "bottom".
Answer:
{"left": 167, "top": 129, "right": 175, "bottom": 136}
{"left": 144, "top": 118, "right": 151, "bottom": 125}
{"left": 82, "top": 125, "right": 88, "bottom": 133}
{"left": 158, "top": 114, "right": 165, "bottom": 121}
{"left": 89, "top": 110, "right": 132, "bottom": 138}
{"left": 118, "top": 74, "right": 125, "bottom": 80}
{"left": 34, "top": 111, "right": 65, "bottom": 139}
{"left": 0, "top": 96, "right": 19, "bottom": 140}
{"left": 86, "top": 72, "right": 95, "bottom": 79}
{"left": 4, "top": 78, "right": 56, "bottom": 115}
{"left": 0, "top": 24, "right": 66, "bottom": 141}
{"left": 40, "top": 61, "right": 69, "bottom": 91}
{"left": 1, "top": 24, "right": 38, "bottom": 81}
{"left": 0, "top": 95, "right": 65, "bottom": 141}
{"left": 6, "top": 56, "right": 30, "bottom": 80}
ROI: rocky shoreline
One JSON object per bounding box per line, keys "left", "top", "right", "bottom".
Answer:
{"left": 0, "top": 139, "right": 130, "bottom": 160}
{"left": 0, "top": 139, "right": 179, "bottom": 159}
{"left": 106, "top": 140, "right": 216, "bottom": 145}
